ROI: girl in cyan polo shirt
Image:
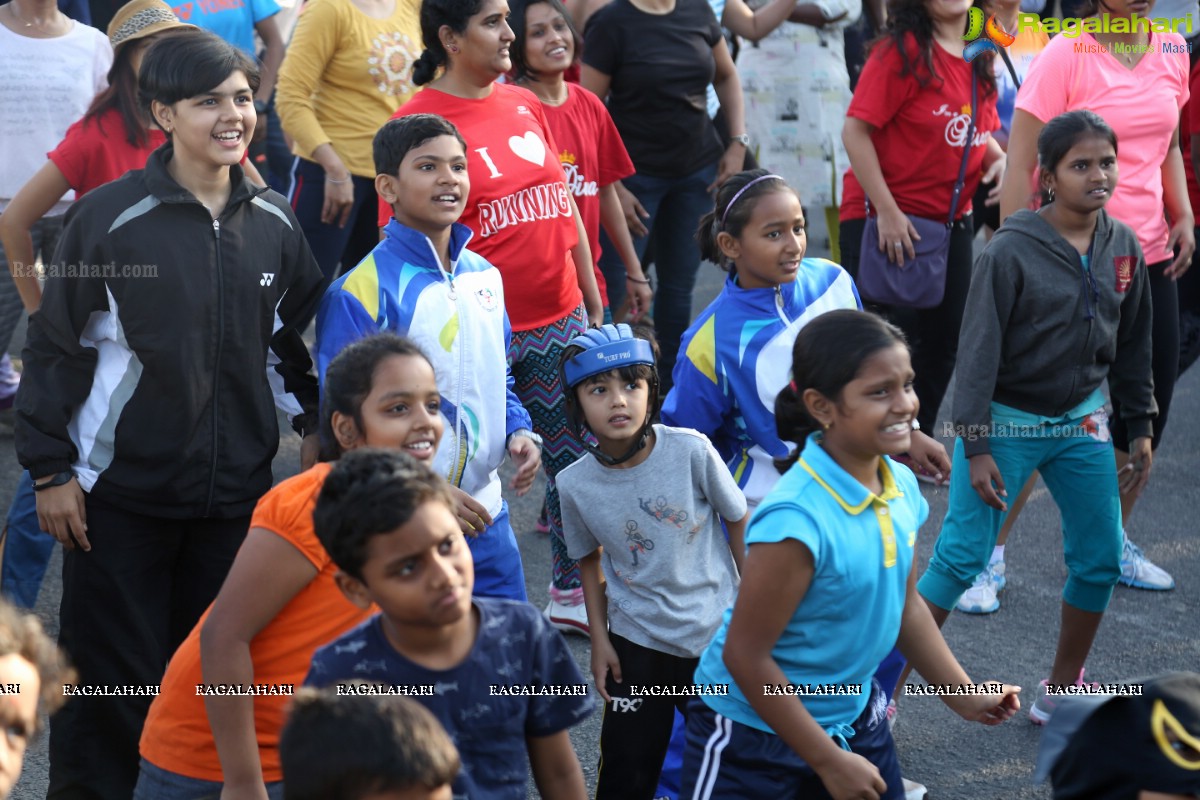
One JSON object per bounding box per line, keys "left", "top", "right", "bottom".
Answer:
{"left": 679, "top": 310, "right": 1020, "bottom": 800}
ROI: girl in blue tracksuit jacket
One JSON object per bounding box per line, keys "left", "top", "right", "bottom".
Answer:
{"left": 657, "top": 169, "right": 955, "bottom": 800}
{"left": 663, "top": 170, "right": 950, "bottom": 510}
{"left": 658, "top": 171, "right": 951, "bottom": 799}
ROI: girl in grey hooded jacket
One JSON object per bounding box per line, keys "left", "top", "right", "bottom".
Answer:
{"left": 915, "top": 110, "right": 1155, "bottom": 727}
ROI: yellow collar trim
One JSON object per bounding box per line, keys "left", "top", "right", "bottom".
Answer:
{"left": 798, "top": 457, "right": 902, "bottom": 515}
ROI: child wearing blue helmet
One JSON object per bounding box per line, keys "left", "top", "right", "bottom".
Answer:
{"left": 557, "top": 323, "right": 750, "bottom": 800}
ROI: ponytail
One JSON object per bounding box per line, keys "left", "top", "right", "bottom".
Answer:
{"left": 412, "top": 49, "right": 443, "bottom": 86}
{"left": 695, "top": 169, "right": 794, "bottom": 271}
{"left": 773, "top": 381, "right": 819, "bottom": 473}
{"left": 413, "top": 0, "right": 486, "bottom": 85}
{"left": 695, "top": 206, "right": 721, "bottom": 264}
{"left": 772, "top": 310, "right": 909, "bottom": 474}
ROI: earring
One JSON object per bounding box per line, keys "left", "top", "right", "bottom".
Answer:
{"left": 1048, "top": 186, "right": 1055, "bottom": 202}
{"left": 448, "top": 44, "right": 459, "bottom": 53}
{"left": 823, "top": 422, "right": 832, "bottom": 431}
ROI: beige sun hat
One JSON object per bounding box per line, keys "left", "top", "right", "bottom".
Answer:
{"left": 107, "top": 0, "right": 196, "bottom": 54}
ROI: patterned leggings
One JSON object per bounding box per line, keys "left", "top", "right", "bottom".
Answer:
{"left": 509, "top": 304, "right": 588, "bottom": 592}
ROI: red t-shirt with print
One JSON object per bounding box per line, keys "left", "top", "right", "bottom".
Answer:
{"left": 48, "top": 106, "right": 167, "bottom": 197}
{"left": 1185, "top": 59, "right": 1200, "bottom": 217}
{"left": 540, "top": 84, "right": 634, "bottom": 306}
{"left": 839, "top": 33, "right": 1000, "bottom": 222}
{"left": 380, "top": 83, "right": 582, "bottom": 331}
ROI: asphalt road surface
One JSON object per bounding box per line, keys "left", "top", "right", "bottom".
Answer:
{"left": 9, "top": 255, "right": 1200, "bottom": 799}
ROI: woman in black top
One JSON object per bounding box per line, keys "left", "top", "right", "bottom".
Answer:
{"left": 581, "top": 0, "right": 746, "bottom": 387}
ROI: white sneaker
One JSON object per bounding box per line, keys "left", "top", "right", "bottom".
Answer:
{"left": 544, "top": 597, "right": 590, "bottom": 636}
{"left": 903, "top": 778, "right": 927, "bottom": 800}
{"left": 1119, "top": 535, "right": 1174, "bottom": 590}
{"left": 956, "top": 560, "right": 1006, "bottom": 614}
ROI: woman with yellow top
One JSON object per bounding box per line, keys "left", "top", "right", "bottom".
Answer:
{"left": 275, "top": 0, "right": 422, "bottom": 282}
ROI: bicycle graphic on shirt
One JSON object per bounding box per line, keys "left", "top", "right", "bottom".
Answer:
{"left": 639, "top": 496, "right": 689, "bottom": 528}
{"left": 625, "top": 521, "right": 655, "bottom": 566}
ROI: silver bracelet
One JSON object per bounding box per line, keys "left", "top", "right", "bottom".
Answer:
{"left": 508, "top": 429, "right": 544, "bottom": 447}
{"left": 626, "top": 274, "right": 651, "bottom": 285}
{"left": 325, "top": 174, "right": 351, "bottom": 185}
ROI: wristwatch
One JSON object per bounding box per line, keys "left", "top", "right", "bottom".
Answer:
{"left": 508, "top": 429, "right": 544, "bottom": 448}
{"left": 729, "top": 133, "right": 751, "bottom": 147}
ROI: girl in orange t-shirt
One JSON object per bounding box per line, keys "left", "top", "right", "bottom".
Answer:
{"left": 135, "top": 333, "right": 444, "bottom": 798}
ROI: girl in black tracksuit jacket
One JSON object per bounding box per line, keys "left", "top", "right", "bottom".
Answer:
{"left": 13, "top": 33, "right": 324, "bottom": 799}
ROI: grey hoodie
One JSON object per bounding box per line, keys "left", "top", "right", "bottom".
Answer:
{"left": 955, "top": 208, "right": 1156, "bottom": 458}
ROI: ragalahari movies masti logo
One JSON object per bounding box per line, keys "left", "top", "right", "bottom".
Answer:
{"left": 963, "top": 7, "right": 1016, "bottom": 61}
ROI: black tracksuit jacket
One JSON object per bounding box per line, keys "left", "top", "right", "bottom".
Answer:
{"left": 16, "top": 144, "right": 324, "bottom": 518}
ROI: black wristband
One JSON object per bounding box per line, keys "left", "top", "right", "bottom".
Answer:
{"left": 33, "top": 471, "right": 75, "bottom": 491}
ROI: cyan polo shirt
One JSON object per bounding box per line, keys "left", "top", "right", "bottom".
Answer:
{"left": 695, "top": 433, "right": 928, "bottom": 738}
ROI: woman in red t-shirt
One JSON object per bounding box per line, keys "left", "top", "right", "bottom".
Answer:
{"left": 508, "top": 0, "right": 652, "bottom": 322}
{"left": 1181, "top": 54, "right": 1200, "bottom": 375}
{"left": 0, "top": 1, "right": 199, "bottom": 313}
{"left": 380, "top": 0, "right": 603, "bottom": 631}
{"left": 839, "top": 0, "right": 1004, "bottom": 441}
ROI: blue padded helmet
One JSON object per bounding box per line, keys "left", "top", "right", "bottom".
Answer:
{"left": 561, "top": 324, "right": 656, "bottom": 390}
{"left": 560, "top": 323, "right": 658, "bottom": 466}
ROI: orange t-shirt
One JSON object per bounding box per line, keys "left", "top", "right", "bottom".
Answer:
{"left": 140, "top": 462, "right": 373, "bottom": 782}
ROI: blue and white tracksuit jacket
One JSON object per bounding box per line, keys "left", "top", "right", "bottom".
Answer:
{"left": 316, "top": 219, "right": 532, "bottom": 598}
{"left": 661, "top": 259, "right": 861, "bottom": 507}
{"left": 317, "top": 219, "right": 531, "bottom": 506}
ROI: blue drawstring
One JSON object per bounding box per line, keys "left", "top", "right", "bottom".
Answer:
{"left": 826, "top": 722, "right": 855, "bottom": 751}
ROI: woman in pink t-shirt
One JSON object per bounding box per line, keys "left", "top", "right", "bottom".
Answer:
{"left": 1179, "top": 55, "right": 1200, "bottom": 374}
{"left": 999, "top": 0, "right": 1190, "bottom": 593}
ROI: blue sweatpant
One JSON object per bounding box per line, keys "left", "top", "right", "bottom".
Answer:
{"left": 468, "top": 501, "right": 528, "bottom": 602}
{"left": 678, "top": 680, "right": 902, "bottom": 800}
{"left": 918, "top": 416, "right": 1121, "bottom": 614}
{"left": 1, "top": 472, "right": 53, "bottom": 609}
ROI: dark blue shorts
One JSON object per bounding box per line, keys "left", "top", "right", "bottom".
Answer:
{"left": 678, "top": 680, "right": 904, "bottom": 800}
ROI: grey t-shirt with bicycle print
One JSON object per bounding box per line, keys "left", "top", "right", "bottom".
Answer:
{"left": 561, "top": 425, "right": 748, "bottom": 658}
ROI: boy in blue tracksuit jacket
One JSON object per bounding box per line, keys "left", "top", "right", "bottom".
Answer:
{"left": 315, "top": 114, "right": 540, "bottom": 601}
{"left": 662, "top": 258, "right": 861, "bottom": 508}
